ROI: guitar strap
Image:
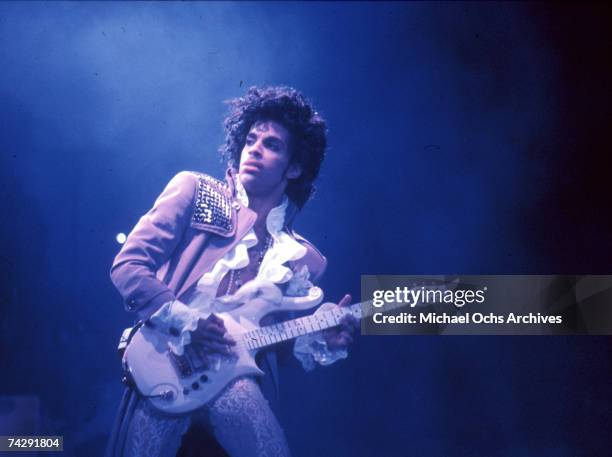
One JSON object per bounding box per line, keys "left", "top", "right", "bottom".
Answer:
{"left": 116, "top": 322, "right": 142, "bottom": 358}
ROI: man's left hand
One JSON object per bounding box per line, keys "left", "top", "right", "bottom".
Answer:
{"left": 322, "top": 293, "right": 359, "bottom": 350}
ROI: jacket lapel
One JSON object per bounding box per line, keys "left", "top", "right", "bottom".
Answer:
{"left": 177, "top": 202, "right": 257, "bottom": 300}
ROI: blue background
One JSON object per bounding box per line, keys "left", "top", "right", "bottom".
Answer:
{"left": 1, "top": 2, "right": 611, "bottom": 456}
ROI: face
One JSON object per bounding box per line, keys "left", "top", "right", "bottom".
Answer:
{"left": 238, "top": 119, "right": 301, "bottom": 197}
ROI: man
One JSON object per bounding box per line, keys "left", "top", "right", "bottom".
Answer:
{"left": 105, "top": 86, "right": 357, "bottom": 457}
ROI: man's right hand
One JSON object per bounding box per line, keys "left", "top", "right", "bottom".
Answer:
{"left": 191, "top": 313, "right": 236, "bottom": 356}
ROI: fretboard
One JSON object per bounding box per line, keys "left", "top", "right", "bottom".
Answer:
{"left": 241, "top": 298, "right": 410, "bottom": 350}
{"left": 241, "top": 281, "right": 453, "bottom": 350}
{"left": 241, "top": 303, "right": 359, "bottom": 350}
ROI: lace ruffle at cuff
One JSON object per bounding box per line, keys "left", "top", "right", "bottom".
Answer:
{"left": 293, "top": 302, "right": 349, "bottom": 371}
{"left": 148, "top": 300, "right": 201, "bottom": 356}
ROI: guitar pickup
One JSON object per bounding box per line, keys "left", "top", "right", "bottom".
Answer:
{"left": 169, "top": 352, "right": 193, "bottom": 378}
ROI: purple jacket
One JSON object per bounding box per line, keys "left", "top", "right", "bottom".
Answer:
{"left": 110, "top": 169, "right": 327, "bottom": 321}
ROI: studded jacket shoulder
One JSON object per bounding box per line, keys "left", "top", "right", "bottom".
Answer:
{"left": 111, "top": 170, "right": 327, "bottom": 317}
{"left": 187, "top": 171, "right": 237, "bottom": 237}
{"left": 111, "top": 170, "right": 239, "bottom": 315}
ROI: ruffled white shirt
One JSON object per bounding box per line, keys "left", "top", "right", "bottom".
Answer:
{"left": 148, "top": 174, "right": 347, "bottom": 370}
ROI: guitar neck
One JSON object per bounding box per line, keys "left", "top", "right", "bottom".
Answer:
{"left": 241, "top": 299, "right": 402, "bottom": 350}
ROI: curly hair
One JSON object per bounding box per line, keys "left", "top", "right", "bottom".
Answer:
{"left": 219, "top": 86, "right": 327, "bottom": 209}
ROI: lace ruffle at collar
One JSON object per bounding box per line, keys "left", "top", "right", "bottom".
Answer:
{"left": 189, "top": 173, "right": 308, "bottom": 312}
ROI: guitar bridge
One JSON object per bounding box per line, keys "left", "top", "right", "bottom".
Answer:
{"left": 168, "top": 345, "right": 209, "bottom": 378}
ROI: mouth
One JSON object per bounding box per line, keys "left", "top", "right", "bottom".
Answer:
{"left": 242, "top": 161, "right": 263, "bottom": 172}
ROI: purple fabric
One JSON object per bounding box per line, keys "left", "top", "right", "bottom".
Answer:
{"left": 110, "top": 170, "right": 326, "bottom": 321}
{"left": 106, "top": 170, "right": 328, "bottom": 456}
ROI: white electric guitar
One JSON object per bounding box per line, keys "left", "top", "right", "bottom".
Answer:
{"left": 121, "top": 279, "right": 452, "bottom": 414}
{"left": 122, "top": 280, "right": 362, "bottom": 414}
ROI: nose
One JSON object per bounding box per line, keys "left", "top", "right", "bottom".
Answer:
{"left": 247, "top": 140, "right": 263, "bottom": 158}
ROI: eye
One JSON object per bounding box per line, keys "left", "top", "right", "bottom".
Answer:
{"left": 265, "top": 139, "right": 282, "bottom": 152}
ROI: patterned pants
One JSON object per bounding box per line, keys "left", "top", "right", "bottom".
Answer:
{"left": 123, "top": 377, "right": 291, "bottom": 457}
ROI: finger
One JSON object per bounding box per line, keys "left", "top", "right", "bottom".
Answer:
{"left": 339, "top": 324, "right": 354, "bottom": 336}
{"left": 193, "top": 329, "right": 236, "bottom": 345}
{"left": 337, "top": 294, "right": 352, "bottom": 308}
{"left": 339, "top": 314, "right": 355, "bottom": 326}
{"left": 340, "top": 315, "right": 359, "bottom": 332}
{"left": 207, "top": 313, "right": 224, "bottom": 326}
{"left": 329, "top": 330, "right": 353, "bottom": 349}
{"left": 344, "top": 315, "right": 360, "bottom": 332}
{"left": 197, "top": 316, "right": 225, "bottom": 335}
{"left": 339, "top": 330, "right": 352, "bottom": 341}
{"left": 339, "top": 333, "right": 353, "bottom": 347}
{"left": 200, "top": 340, "right": 234, "bottom": 355}
{"left": 201, "top": 319, "right": 230, "bottom": 335}
{"left": 196, "top": 354, "right": 215, "bottom": 371}
{"left": 329, "top": 335, "right": 351, "bottom": 350}
{"left": 202, "top": 332, "right": 236, "bottom": 345}
{"left": 203, "top": 321, "right": 227, "bottom": 335}
{"left": 326, "top": 336, "right": 340, "bottom": 350}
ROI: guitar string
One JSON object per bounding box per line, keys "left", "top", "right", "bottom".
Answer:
{"left": 226, "top": 305, "right": 363, "bottom": 350}
{"left": 184, "top": 295, "right": 429, "bottom": 369}
{"left": 219, "top": 286, "right": 443, "bottom": 352}
{"left": 181, "top": 303, "right": 366, "bottom": 372}
{"left": 182, "top": 284, "right": 449, "bottom": 368}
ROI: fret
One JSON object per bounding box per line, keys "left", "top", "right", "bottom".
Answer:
{"left": 258, "top": 331, "right": 267, "bottom": 346}
{"left": 292, "top": 319, "right": 300, "bottom": 335}
{"left": 332, "top": 307, "right": 344, "bottom": 322}
{"left": 263, "top": 332, "right": 272, "bottom": 346}
{"left": 317, "top": 316, "right": 324, "bottom": 330}
{"left": 306, "top": 316, "right": 320, "bottom": 331}
{"left": 359, "top": 300, "right": 376, "bottom": 318}
{"left": 257, "top": 337, "right": 263, "bottom": 349}
{"left": 246, "top": 333, "right": 258, "bottom": 350}
{"left": 317, "top": 314, "right": 328, "bottom": 329}
{"left": 351, "top": 305, "right": 363, "bottom": 319}
{"left": 329, "top": 310, "right": 341, "bottom": 327}
{"left": 264, "top": 326, "right": 272, "bottom": 339}
{"left": 252, "top": 332, "right": 260, "bottom": 348}
{"left": 323, "top": 311, "right": 335, "bottom": 328}
{"left": 303, "top": 318, "right": 314, "bottom": 334}
{"left": 284, "top": 320, "right": 293, "bottom": 335}
{"left": 274, "top": 324, "right": 285, "bottom": 340}
{"left": 278, "top": 323, "right": 289, "bottom": 341}
{"left": 295, "top": 319, "right": 305, "bottom": 336}
{"left": 360, "top": 305, "right": 370, "bottom": 318}
{"left": 238, "top": 299, "right": 375, "bottom": 350}
{"left": 326, "top": 311, "right": 339, "bottom": 327}
{"left": 240, "top": 291, "right": 455, "bottom": 350}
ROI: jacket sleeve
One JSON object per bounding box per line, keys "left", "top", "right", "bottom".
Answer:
{"left": 110, "top": 171, "right": 196, "bottom": 320}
